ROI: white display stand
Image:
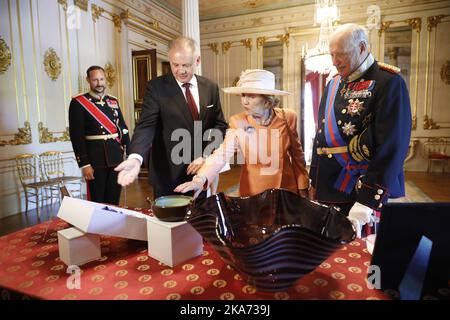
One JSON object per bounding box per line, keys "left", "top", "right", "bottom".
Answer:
{"left": 57, "top": 197, "right": 149, "bottom": 241}
{"left": 147, "top": 216, "right": 203, "bottom": 267}
{"left": 58, "top": 227, "right": 101, "bottom": 266}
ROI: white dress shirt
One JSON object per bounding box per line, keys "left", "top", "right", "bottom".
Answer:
{"left": 128, "top": 75, "right": 201, "bottom": 165}
{"left": 176, "top": 75, "right": 200, "bottom": 114}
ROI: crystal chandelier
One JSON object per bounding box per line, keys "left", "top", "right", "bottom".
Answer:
{"left": 304, "top": 0, "right": 340, "bottom": 74}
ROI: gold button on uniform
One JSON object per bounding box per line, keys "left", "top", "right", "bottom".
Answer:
{"left": 374, "top": 194, "right": 381, "bottom": 200}
{"left": 338, "top": 120, "right": 342, "bottom": 125}
{"left": 378, "top": 203, "right": 383, "bottom": 208}
{"left": 327, "top": 154, "right": 332, "bottom": 158}
{"left": 318, "top": 129, "right": 322, "bottom": 133}
{"left": 342, "top": 109, "right": 347, "bottom": 114}
{"left": 357, "top": 180, "right": 362, "bottom": 189}
{"left": 322, "top": 119, "right": 325, "bottom": 123}
{"left": 377, "top": 189, "right": 383, "bottom": 195}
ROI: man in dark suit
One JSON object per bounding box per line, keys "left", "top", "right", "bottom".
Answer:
{"left": 115, "top": 37, "right": 228, "bottom": 199}
{"left": 69, "top": 65, "right": 130, "bottom": 205}
{"left": 309, "top": 24, "right": 411, "bottom": 237}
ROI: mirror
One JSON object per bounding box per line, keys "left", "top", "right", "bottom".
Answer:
{"left": 263, "top": 40, "right": 283, "bottom": 102}
{"left": 384, "top": 26, "right": 412, "bottom": 91}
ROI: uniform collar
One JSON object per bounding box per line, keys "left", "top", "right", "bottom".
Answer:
{"left": 88, "top": 91, "right": 106, "bottom": 100}
{"left": 346, "top": 53, "right": 375, "bottom": 83}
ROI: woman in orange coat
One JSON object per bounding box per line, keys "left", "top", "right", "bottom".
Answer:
{"left": 175, "top": 69, "right": 309, "bottom": 198}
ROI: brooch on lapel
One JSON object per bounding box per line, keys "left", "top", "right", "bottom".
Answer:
{"left": 245, "top": 126, "right": 255, "bottom": 133}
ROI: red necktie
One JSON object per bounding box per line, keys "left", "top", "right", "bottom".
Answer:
{"left": 182, "top": 83, "right": 199, "bottom": 120}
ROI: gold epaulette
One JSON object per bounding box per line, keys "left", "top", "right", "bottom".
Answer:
{"left": 378, "top": 62, "right": 401, "bottom": 74}
{"left": 107, "top": 94, "right": 118, "bottom": 100}
{"left": 71, "top": 92, "right": 85, "bottom": 99}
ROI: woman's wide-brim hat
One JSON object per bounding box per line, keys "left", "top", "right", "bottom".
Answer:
{"left": 222, "top": 69, "right": 290, "bottom": 96}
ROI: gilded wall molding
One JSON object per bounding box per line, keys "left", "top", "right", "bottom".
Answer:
{"left": 207, "top": 43, "right": 219, "bottom": 55}
{"left": 243, "top": 0, "right": 262, "bottom": 9}
{"left": 427, "top": 15, "right": 446, "bottom": 32}
{"left": 120, "top": 9, "right": 175, "bottom": 40}
{"left": 378, "top": 21, "right": 393, "bottom": 36}
{"left": 120, "top": 9, "right": 131, "bottom": 20}
{"left": 222, "top": 42, "right": 232, "bottom": 54}
{"left": 74, "top": 0, "right": 88, "bottom": 12}
{"left": 277, "top": 34, "right": 289, "bottom": 47}
{"left": 150, "top": 21, "right": 160, "bottom": 30}
{"left": 256, "top": 36, "right": 267, "bottom": 49}
{"left": 0, "top": 37, "right": 12, "bottom": 75}
{"left": 43, "top": 48, "right": 61, "bottom": 81}
{"left": 0, "top": 122, "right": 32, "bottom": 146}
{"left": 406, "top": 18, "right": 421, "bottom": 131}
{"left": 423, "top": 15, "right": 449, "bottom": 130}
{"left": 57, "top": 0, "right": 67, "bottom": 11}
{"left": 378, "top": 19, "right": 420, "bottom": 130}
{"left": 104, "top": 62, "right": 116, "bottom": 88}
{"left": 241, "top": 39, "right": 252, "bottom": 50}
{"left": 111, "top": 13, "right": 122, "bottom": 32}
{"left": 405, "top": 17, "right": 421, "bottom": 33}
{"left": 423, "top": 115, "right": 440, "bottom": 130}
{"left": 38, "top": 122, "right": 70, "bottom": 143}
{"left": 91, "top": 4, "right": 105, "bottom": 22}
{"left": 440, "top": 60, "right": 450, "bottom": 85}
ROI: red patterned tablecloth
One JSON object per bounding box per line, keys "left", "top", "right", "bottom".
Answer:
{"left": 0, "top": 212, "right": 389, "bottom": 300}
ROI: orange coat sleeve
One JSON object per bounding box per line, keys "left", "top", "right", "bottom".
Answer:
{"left": 285, "top": 109, "right": 310, "bottom": 190}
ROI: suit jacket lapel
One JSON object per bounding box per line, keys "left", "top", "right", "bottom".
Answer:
{"left": 197, "top": 75, "right": 208, "bottom": 122}
{"left": 166, "top": 74, "right": 194, "bottom": 129}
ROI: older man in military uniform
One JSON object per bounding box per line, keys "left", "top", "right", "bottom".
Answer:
{"left": 309, "top": 24, "right": 412, "bottom": 236}
{"left": 69, "top": 65, "right": 130, "bottom": 205}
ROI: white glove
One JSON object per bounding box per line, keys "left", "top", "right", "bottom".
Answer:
{"left": 173, "top": 175, "right": 207, "bottom": 199}
{"left": 348, "top": 202, "right": 374, "bottom": 238}
{"left": 115, "top": 158, "right": 141, "bottom": 187}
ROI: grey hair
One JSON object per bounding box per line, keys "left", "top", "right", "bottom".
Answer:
{"left": 331, "top": 23, "right": 370, "bottom": 54}
{"left": 264, "top": 95, "right": 280, "bottom": 108}
{"left": 169, "top": 36, "right": 199, "bottom": 56}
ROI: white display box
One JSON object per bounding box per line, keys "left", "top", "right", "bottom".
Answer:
{"left": 147, "top": 216, "right": 203, "bottom": 267}
{"left": 57, "top": 197, "right": 149, "bottom": 241}
{"left": 58, "top": 227, "right": 101, "bottom": 266}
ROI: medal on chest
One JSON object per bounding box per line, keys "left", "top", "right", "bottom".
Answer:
{"left": 95, "top": 99, "right": 105, "bottom": 107}
{"left": 106, "top": 99, "right": 118, "bottom": 109}
{"left": 342, "top": 122, "right": 356, "bottom": 136}
{"left": 346, "top": 99, "right": 364, "bottom": 117}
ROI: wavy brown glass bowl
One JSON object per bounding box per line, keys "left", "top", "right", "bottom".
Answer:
{"left": 185, "top": 189, "right": 356, "bottom": 291}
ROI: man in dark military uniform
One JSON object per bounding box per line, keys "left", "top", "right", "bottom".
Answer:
{"left": 309, "top": 24, "right": 412, "bottom": 236}
{"left": 69, "top": 65, "right": 130, "bottom": 205}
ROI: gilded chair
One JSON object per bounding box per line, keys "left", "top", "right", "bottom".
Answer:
{"left": 15, "top": 154, "right": 61, "bottom": 216}
{"left": 423, "top": 138, "right": 450, "bottom": 173}
{"left": 38, "top": 151, "right": 83, "bottom": 198}
{"left": 59, "top": 184, "right": 73, "bottom": 200}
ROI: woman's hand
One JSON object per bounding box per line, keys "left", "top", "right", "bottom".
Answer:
{"left": 187, "top": 157, "right": 205, "bottom": 175}
{"left": 174, "top": 175, "right": 207, "bottom": 199}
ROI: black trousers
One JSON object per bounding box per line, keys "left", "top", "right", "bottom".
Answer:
{"left": 87, "top": 167, "right": 121, "bottom": 205}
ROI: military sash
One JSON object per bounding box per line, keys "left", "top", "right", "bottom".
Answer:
{"left": 75, "top": 95, "right": 121, "bottom": 144}
{"left": 324, "top": 76, "right": 368, "bottom": 194}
